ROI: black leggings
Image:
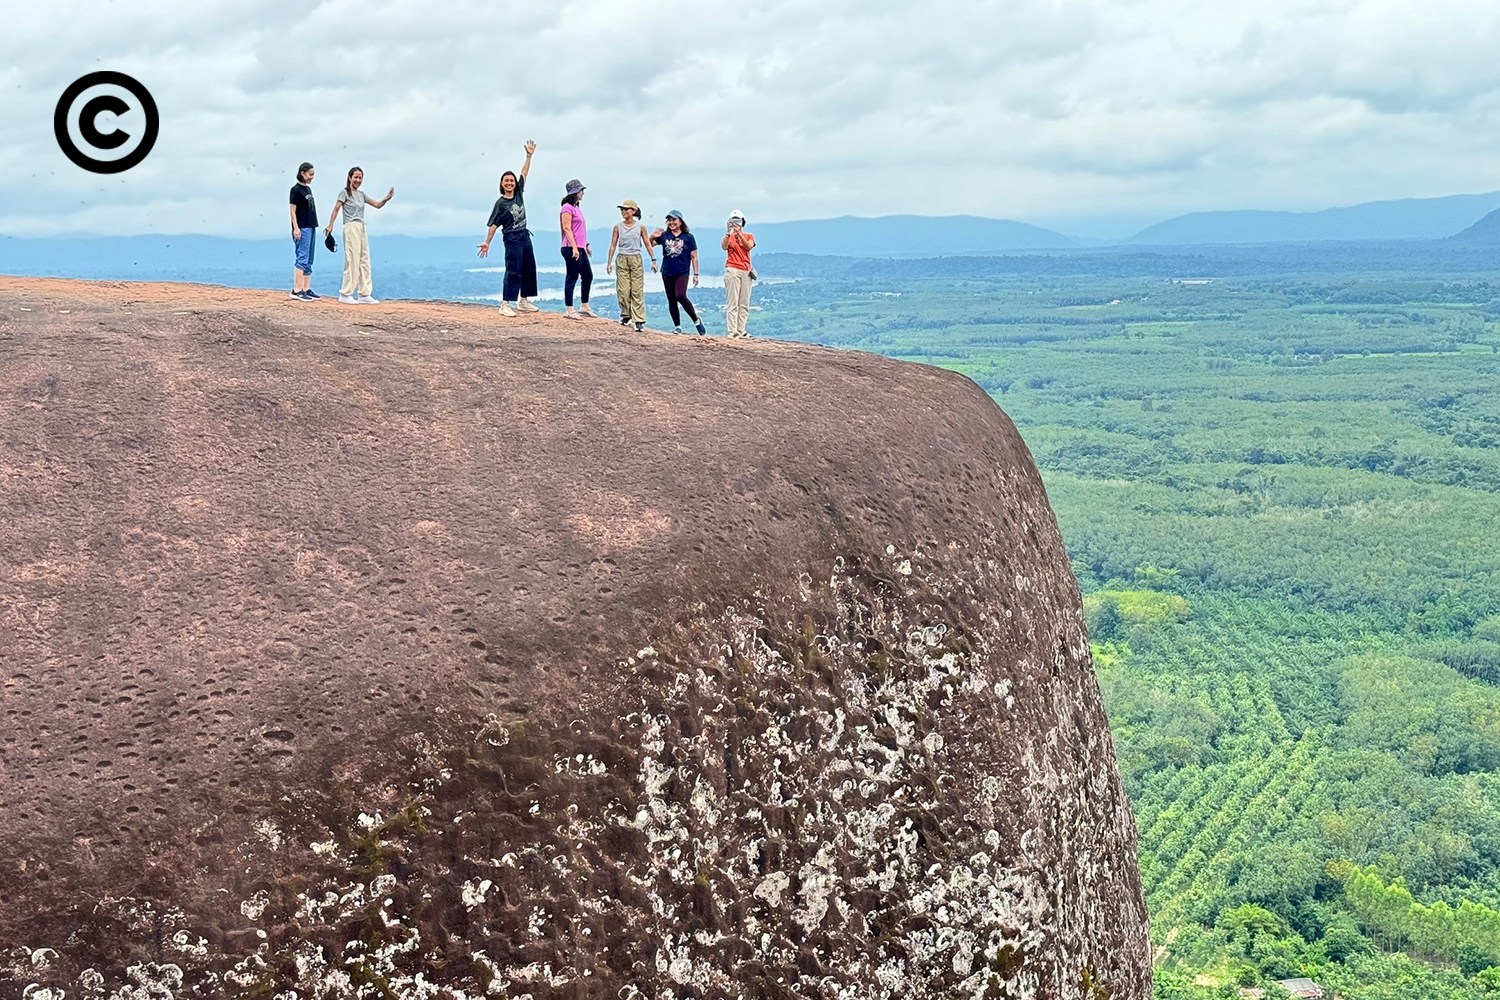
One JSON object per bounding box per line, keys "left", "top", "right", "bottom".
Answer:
{"left": 663, "top": 273, "right": 698, "bottom": 326}
{"left": 562, "top": 247, "right": 592, "bottom": 306}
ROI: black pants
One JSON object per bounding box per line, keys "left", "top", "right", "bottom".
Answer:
{"left": 502, "top": 230, "right": 538, "bottom": 302}
{"left": 562, "top": 247, "right": 592, "bottom": 306}
{"left": 663, "top": 272, "right": 698, "bottom": 326}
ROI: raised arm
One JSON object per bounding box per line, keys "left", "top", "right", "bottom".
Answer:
{"left": 367, "top": 186, "right": 395, "bottom": 209}
{"left": 519, "top": 140, "right": 536, "bottom": 179}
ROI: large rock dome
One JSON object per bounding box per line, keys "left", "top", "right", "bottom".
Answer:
{"left": 0, "top": 277, "right": 1149, "bottom": 999}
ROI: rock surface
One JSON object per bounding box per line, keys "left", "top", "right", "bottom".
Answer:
{"left": 0, "top": 277, "right": 1149, "bottom": 999}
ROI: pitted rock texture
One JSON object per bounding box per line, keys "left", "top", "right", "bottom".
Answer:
{"left": 0, "top": 277, "right": 1149, "bottom": 999}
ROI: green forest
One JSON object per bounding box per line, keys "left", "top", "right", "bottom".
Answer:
{"left": 755, "top": 242, "right": 1500, "bottom": 999}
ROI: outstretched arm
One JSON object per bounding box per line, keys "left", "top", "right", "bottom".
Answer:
{"left": 519, "top": 140, "right": 536, "bottom": 179}
{"left": 368, "top": 186, "right": 395, "bottom": 209}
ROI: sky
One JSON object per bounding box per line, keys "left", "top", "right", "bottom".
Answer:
{"left": 5, "top": 0, "right": 1500, "bottom": 240}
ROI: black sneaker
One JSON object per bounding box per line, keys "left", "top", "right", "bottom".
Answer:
{"left": 673, "top": 326, "right": 682, "bottom": 334}
{"left": 302, "top": 289, "right": 320, "bottom": 299}
{"left": 634, "top": 322, "right": 644, "bottom": 332}
{"left": 694, "top": 322, "right": 706, "bottom": 335}
{"left": 619, "top": 316, "right": 630, "bottom": 326}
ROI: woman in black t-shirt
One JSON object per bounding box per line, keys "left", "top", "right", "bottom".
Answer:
{"left": 288, "top": 162, "right": 319, "bottom": 299}
{"left": 477, "top": 141, "right": 539, "bottom": 317}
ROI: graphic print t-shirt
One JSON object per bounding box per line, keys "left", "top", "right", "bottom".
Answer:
{"left": 290, "top": 183, "right": 317, "bottom": 229}
{"left": 487, "top": 175, "right": 527, "bottom": 235}
{"left": 655, "top": 231, "right": 697, "bottom": 276}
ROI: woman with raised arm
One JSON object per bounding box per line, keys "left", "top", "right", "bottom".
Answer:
{"left": 559, "top": 179, "right": 596, "bottom": 320}
{"left": 650, "top": 210, "right": 705, "bottom": 334}
{"left": 477, "top": 140, "right": 539, "bottom": 317}
{"left": 324, "top": 166, "right": 394, "bottom": 304}
{"left": 606, "top": 199, "right": 657, "bottom": 331}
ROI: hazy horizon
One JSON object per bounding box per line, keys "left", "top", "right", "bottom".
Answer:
{"left": 6, "top": 187, "right": 1500, "bottom": 246}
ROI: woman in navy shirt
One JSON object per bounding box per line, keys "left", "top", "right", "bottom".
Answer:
{"left": 651, "top": 210, "right": 705, "bottom": 334}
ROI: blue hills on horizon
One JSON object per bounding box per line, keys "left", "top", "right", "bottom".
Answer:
{"left": 7, "top": 192, "right": 1500, "bottom": 275}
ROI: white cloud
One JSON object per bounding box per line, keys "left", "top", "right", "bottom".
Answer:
{"left": 4, "top": 0, "right": 1500, "bottom": 239}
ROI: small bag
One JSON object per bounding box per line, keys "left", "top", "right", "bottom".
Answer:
{"left": 324, "top": 232, "right": 337, "bottom": 253}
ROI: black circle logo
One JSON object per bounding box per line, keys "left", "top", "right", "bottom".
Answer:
{"left": 54, "top": 72, "right": 159, "bottom": 174}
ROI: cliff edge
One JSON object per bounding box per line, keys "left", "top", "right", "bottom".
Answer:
{"left": 0, "top": 277, "right": 1149, "bottom": 999}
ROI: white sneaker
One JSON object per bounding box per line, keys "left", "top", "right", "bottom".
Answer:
{"left": 357, "top": 295, "right": 379, "bottom": 304}
{"left": 338, "top": 294, "right": 358, "bottom": 304}
{"left": 499, "top": 303, "right": 518, "bottom": 317}
{"left": 516, "top": 299, "right": 540, "bottom": 313}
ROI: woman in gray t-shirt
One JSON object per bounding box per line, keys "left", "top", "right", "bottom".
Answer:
{"left": 324, "top": 166, "right": 394, "bottom": 304}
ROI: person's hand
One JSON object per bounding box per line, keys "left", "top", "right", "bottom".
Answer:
{"left": 323, "top": 227, "right": 331, "bottom": 237}
{"left": 524, "top": 140, "right": 536, "bottom": 156}
{"left": 386, "top": 187, "right": 395, "bottom": 199}
{"left": 585, "top": 244, "right": 592, "bottom": 257}
{"left": 571, "top": 246, "right": 579, "bottom": 260}
{"left": 292, "top": 226, "right": 301, "bottom": 241}
{"left": 477, "top": 241, "right": 490, "bottom": 258}
{"left": 692, "top": 273, "right": 700, "bottom": 287}
{"left": 606, "top": 260, "right": 613, "bottom": 275}
{"left": 651, "top": 228, "right": 665, "bottom": 239}
{"left": 650, "top": 260, "right": 659, "bottom": 274}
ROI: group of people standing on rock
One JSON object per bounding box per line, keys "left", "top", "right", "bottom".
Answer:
{"left": 288, "top": 142, "right": 758, "bottom": 337}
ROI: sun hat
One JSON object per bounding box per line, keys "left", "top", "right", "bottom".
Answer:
{"left": 665, "top": 209, "right": 683, "bottom": 221}
{"left": 565, "top": 179, "right": 585, "bottom": 196}
{"left": 618, "top": 199, "right": 641, "bottom": 212}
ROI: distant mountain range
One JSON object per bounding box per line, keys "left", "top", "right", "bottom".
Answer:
{"left": 1450, "top": 206, "right": 1500, "bottom": 242}
{"left": 737, "top": 215, "right": 1083, "bottom": 255}
{"left": 1124, "top": 192, "right": 1500, "bottom": 245}
{"left": 6, "top": 192, "right": 1500, "bottom": 268}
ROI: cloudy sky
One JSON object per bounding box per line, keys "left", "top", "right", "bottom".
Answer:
{"left": 5, "top": 0, "right": 1500, "bottom": 239}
